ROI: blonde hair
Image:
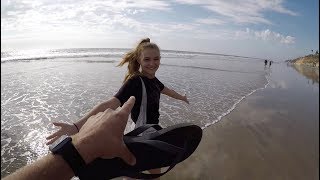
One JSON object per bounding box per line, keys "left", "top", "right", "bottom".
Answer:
{"left": 118, "top": 38, "right": 160, "bottom": 82}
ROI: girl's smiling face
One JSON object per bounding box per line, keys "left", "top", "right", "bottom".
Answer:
{"left": 139, "top": 48, "right": 161, "bottom": 78}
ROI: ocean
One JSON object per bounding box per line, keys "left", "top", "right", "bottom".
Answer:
{"left": 1, "top": 48, "right": 268, "bottom": 177}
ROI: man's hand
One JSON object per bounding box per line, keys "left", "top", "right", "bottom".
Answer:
{"left": 73, "top": 96, "right": 136, "bottom": 166}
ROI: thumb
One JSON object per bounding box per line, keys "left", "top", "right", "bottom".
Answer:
{"left": 118, "top": 143, "right": 136, "bottom": 166}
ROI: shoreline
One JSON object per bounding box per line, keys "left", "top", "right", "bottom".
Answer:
{"left": 204, "top": 78, "right": 269, "bottom": 129}
{"left": 163, "top": 64, "right": 319, "bottom": 180}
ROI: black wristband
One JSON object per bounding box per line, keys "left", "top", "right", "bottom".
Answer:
{"left": 49, "top": 136, "right": 86, "bottom": 177}
{"left": 61, "top": 141, "right": 86, "bottom": 176}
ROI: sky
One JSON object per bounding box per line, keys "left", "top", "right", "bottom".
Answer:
{"left": 1, "top": 0, "right": 319, "bottom": 61}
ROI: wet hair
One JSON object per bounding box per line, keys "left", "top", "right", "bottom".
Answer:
{"left": 118, "top": 38, "right": 160, "bottom": 82}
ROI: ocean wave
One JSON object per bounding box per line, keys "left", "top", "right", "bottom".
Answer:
{"left": 1, "top": 48, "right": 263, "bottom": 63}
{"left": 1, "top": 54, "right": 121, "bottom": 63}
{"left": 161, "top": 63, "right": 262, "bottom": 74}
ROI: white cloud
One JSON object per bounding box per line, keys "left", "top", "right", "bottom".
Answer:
{"left": 280, "top": 36, "right": 295, "bottom": 44}
{"left": 1, "top": 0, "right": 298, "bottom": 39}
{"left": 1, "top": 0, "right": 171, "bottom": 33}
{"left": 1, "top": 0, "right": 202, "bottom": 41}
{"left": 235, "top": 28, "right": 295, "bottom": 44}
{"left": 1, "top": 0, "right": 302, "bottom": 59}
{"left": 195, "top": 18, "right": 225, "bottom": 25}
{"left": 175, "top": 0, "right": 297, "bottom": 24}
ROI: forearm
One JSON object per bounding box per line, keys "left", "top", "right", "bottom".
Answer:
{"left": 4, "top": 135, "right": 96, "bottom": 180}
{"left": 75, "top": 97, "right": 120, "bottom": 129}
{"left": 3, "top": 154, "right": 74, "bottom": 180}
{"left": 166, "top": 89, "right": 185, "bottom": 101}
{"left": 75, "top": 103, "right": 108, "bottom": 129}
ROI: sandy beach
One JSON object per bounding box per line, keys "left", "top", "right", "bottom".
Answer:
{"left": 163, "top": 64, "right": 319, "bottom": 180}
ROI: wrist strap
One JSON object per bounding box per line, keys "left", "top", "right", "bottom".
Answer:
{"left": 62, "top": 141, "right": 86, "bottom": 177}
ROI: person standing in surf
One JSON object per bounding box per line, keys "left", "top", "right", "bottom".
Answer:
{"left": 46, "top": 38, "right": 189, "bottom": 178}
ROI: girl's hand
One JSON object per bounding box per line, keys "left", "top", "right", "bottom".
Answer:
{"left": 46, "top": 122, "right": 78, "bottom": 145}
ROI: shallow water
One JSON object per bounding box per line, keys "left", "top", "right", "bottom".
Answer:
{"left": 1, "top": 49, "right": 268, "bottom": 177}
{"left": 164, "top": 63, "right": 319, "bottom": 180}
{"left": 291, "top": 64, "right": 319, "bottom": 83}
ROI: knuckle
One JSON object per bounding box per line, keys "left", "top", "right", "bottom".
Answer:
{"left": 105, "top": 108, "right": 112, "bottom": 113}
{"left": 115, "top": 111, "right": 126, "bottom": 118}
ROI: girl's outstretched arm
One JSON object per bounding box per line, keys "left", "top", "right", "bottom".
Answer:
{"left": 74, "top": 97, "right": 121, "bottom": 129}
{"left": 161, "top": 86, "right": 189, "bottom": 104}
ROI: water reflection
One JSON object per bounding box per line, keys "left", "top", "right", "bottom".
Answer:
{"left": 291, "top": 64, "right": 319, "bottom": 84}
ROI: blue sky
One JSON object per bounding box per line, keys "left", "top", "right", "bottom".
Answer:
{"left": 1, "top": 0, "right": 319, "bottom": 61}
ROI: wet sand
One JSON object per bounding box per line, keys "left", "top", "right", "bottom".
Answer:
{"left": 163, "top": 64, "right": 319, "bottom": 180}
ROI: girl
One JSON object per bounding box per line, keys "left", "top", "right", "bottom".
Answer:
{"left": 46, "top": 38, "right": 189, "bottom": 178}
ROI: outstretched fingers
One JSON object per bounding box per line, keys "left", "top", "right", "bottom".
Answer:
{"left": 46, "top": 122, "right": 65, "bottom": 139}
{"left": 46, "top": 122, "right": 65, "bottom": 144}
{"left": 46, "top": 136, "right": 60, "bottom": 145}
{"left": 46, "top": 131, "right": 60, "bottom": 140}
